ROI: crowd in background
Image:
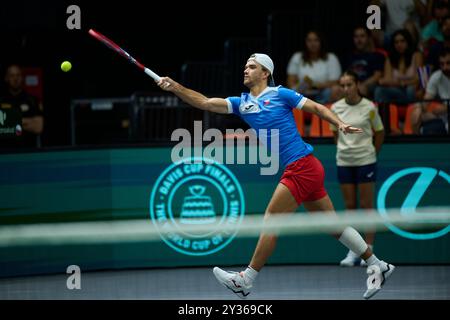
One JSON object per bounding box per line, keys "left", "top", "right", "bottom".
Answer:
{"left": 285, "top": 0, "right": 449, "bottom": 135}
{"left": 1, "top": 0, "right": 449, "bottom": 150}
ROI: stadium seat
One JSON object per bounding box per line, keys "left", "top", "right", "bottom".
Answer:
{"left": 389, "top": 104, "right": 402, "bottom": 135}
{"left": 403, "top": 104, "right": 415, "bottom": 135}
{"left": 321, "top": 119, "right": 333, "bottom": 137}
{"left": 309, "top": 114, "right": 321, "bottom": 137}
{"left": 403, "top": 101, "right": 445, "bottom": 135}
{"left": 321, "top": 104, "right": 334, "bottom": 137}
{"left": 292, "top": 108, "right": 305, "bottom": 136}
{"left": 427, "top": 101, "right": 444, "bottom": 113}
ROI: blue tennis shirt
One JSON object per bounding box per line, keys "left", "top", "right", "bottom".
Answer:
{"left": 226, "top": 86, "right": 313, "bottom": 168}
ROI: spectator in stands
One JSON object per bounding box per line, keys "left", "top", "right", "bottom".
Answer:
{"left": 0, "top": 64, "right": 44, "bottom": 148}
{"left": 426, "top": 15, "right": 450, "bottom": 70}
{"left": 330, "top": 70, "right": 385, "bottom": 267}
{"left": 370, "top": 0, "right": 428, "bottom": 47}
{"left": 374, "top": 29, "right": 424, "bottom": 104}
{"left": 421, "top": 0, "right": 449, "bottom": 47}
{"left": 345, "top": 26, "right": 385, "bottom": 98}
{"left": 411, "top": 48, "right": 450, "bottom": 134}
{"left": 286, "top": 30, "right": 342, "bottom": 104}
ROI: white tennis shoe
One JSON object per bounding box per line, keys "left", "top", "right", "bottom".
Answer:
{"left": 363, "top": 261, "right": 395, "bottom": 299}
{"left": 213, "top": 267, "right": 251, "bottom": 299}
{"left": 340, "top": 250, "right": 362, "bottom": 267}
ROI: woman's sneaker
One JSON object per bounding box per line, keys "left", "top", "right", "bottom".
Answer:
{"left": 340, "top": 250, "right": 362, "bottom": 267}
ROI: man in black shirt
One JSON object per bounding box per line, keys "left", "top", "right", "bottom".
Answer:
{"left": 345, "top": 27, "right": 386, "bottom": 98}
{"left": 0, "top": 64, "right": 44, "bottom": 148}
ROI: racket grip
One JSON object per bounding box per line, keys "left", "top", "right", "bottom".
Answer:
{"left": 144, "top": 68, "right": 161, "bottom": 82}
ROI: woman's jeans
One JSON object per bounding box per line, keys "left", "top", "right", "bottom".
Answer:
{"left": 374, "top": 85, "right": 416, "bottom": 104}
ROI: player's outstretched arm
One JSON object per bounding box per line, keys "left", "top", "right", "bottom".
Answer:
{"left": 157, "top": 77, "right": 229, "bottom": 114}
{"left": 303, "top": 99, "right": 363, "bottom": 135}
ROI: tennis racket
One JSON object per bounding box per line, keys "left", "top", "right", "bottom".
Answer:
{"left": 88, "top": 28, "right": 161, "bottom": 82}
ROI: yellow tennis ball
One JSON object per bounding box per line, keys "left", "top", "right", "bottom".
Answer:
{"left": 61, "top": 61, "right": 72, "bottom": 72}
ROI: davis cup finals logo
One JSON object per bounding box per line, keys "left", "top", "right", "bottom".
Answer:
{"left": 149, "top": 158, "right": 245, "bottom": 256}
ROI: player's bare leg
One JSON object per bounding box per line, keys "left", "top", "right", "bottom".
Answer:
{"left": 248, "top": 183, "right": 299, "bottom": 271}
{"left": 213, "top": 183, "right": 298, "bottom": 298}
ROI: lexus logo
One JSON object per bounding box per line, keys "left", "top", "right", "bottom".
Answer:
{"left": 377, "top": 167, "right": 450, "bottom": 240}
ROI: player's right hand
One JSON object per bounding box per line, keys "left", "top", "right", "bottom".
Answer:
{"left": 157, "top": 77, "right": 177, "bottom": 92}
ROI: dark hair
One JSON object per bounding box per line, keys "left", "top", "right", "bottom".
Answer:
{"left": 389, "top": 29, "right": 415, "bottom": 70}
{"left": 341, "top": 70, "right": 360, "bottom": 83}
{"left": 439, "top": 47, "right": 450, "bottom": 58}
{"left": 260, "top": 66, "right": 275, "bottom": 86}
{"left": 353, "top": 26, "right": 370, "bottom": 37}
{"left": 302, "top": 30, "right": 328, "bottom": 65}
{"left": 341, "top": 70, "right": 364, "bottom": 98}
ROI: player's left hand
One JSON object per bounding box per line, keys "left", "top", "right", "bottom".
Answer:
{"left": 339, "top": 123, "right": 363, "bottom": 134}
{"left": 157, "top": 77, "right": 177, "bottom": 92}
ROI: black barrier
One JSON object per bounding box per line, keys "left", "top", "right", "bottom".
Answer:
{"left": 69, "top": 94, "right": 450, "bottom": 146}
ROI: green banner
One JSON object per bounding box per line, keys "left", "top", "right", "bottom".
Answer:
{"left": 0, "top": 143, "right": 449, "bottom": 277}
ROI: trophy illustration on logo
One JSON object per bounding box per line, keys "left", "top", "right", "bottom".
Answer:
{"left": 180, "top": 185, "right": 216, "bottom": 224}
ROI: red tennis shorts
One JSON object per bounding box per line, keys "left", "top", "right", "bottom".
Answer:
{"left": 280, "top": 154, "right": 328, "bottom": 205}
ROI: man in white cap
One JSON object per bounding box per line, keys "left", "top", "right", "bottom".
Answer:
{"left": 157, "top": 53, "right": 395, "bottom": 300}
{"left": 248, "top": 53, "right": 276, "bottom": 86}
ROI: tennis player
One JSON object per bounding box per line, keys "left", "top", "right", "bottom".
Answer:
{"left": 331, "top": 70, "right": 385, "bottom": 267}
{"left": 157, "top": 53, "right": 394, "bottom": 299}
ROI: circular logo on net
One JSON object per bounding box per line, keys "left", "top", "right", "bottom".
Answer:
{"left": 149, "top": 158, "right": 245, "bottom": 256}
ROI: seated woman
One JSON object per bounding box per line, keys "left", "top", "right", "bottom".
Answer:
{"left": 286, "top": 30, "right": 342, "bottom": 104}
{"left": 374, "top": 29, "right": 424, "bottom": 104}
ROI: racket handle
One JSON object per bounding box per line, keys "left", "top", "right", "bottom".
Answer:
{"left": 144, "top": 68, "right": 161, "bottom": 82}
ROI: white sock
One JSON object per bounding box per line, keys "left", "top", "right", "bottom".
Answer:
{"left": 243, "top": 266, "right": 258, "bottom": 285}
{"left": 338, "top": 227, "right": 368, "bottom": 256}
{"left": 365, "top": 254, "right": 380, "bottom": 266}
